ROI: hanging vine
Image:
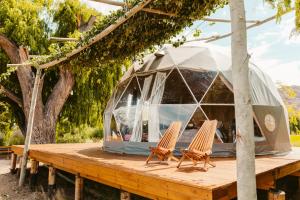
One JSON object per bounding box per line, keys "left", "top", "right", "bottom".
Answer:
{"left": 32, "top": 0, "right": 227, "bottom": 67}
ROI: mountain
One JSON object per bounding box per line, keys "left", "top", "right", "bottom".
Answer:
{"left": 278, "top": 85, "right": 300, "bottom": 110}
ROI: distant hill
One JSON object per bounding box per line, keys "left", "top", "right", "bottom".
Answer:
{"left": 278, "top": 85, "right": 300, "bottom": 110}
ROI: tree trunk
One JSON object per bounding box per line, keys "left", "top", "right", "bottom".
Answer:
{"left": 0, "top": 34, "right": 75, "bottom": 144}
{"left": 32, "top": 67, "right": 75, "bottom": 144}
{"left": 229, "top": 0, "right": 257, "bottom": 200}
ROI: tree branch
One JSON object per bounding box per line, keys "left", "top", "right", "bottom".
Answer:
{"left": 0, "top": 34, "right": 21, "bottom": 63}
{"left": 44, "top": 66, "right": 75, "bottom": 123}
{"left": 0, "top": 34, "right": 34, "bottom": 118}
{"left": 0, "top": 84, "right": 22, "bottom": 107}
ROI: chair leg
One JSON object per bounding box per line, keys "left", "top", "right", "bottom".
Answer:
{"left": 208, "top": 161, "right": 216, "bottom": 167}
{"left": 168, "top": 153, "right": 179, "bottom": 162}
{"left": 206, "top": 156, "right": 216, "bottom": 167}
{"left": 146, "top": 152, "right": 154, "bottom": 164}
{"left": 203, "top": 157, "right": 209, "bottom": 171}
{"left": 177, "top": 155, "right": 185, "bottom": 168}
{"left": 171, "top": 155, "right": 179, "bottom": 162}
{"left": 192, "top": 160, "right": 198, "bottom": 166}
{"left": 203, "top": 156, "right": 215, "bottom": 171}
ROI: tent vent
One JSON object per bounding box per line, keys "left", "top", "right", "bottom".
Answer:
{"left": 154, "top": 50, "right": 165, "bottom": 57}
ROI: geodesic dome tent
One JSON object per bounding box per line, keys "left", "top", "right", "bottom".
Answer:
{"left": 103, "top": 43, "right": 291, "bottom": 156}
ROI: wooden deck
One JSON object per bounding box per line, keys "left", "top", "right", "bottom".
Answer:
{"left": 11, "top": 143, "right": 300, "bottom": 200}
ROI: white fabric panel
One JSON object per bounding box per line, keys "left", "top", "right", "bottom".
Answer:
{"left": 130, "top": 75, "right": 153, "bottom": 142}
{"left": 249, "top": 68, "right": 280, "bottom": 106}
{"left": 167, "top": 46, "right": 204, "bottom": 66}
{"left": 120, "top": 66, "right": 134, "bottom": 83}
{"left": 104, "top": 112, "right": 112, "bottom": 141}
{"left": 148, "top": 72, "right": 166, "bottom": 142}
{"left": 250, "top": 64, "right": 284, "bottom": 105}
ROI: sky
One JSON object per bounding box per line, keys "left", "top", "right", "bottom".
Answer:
{"left": 81, "top": 0, "right": 300, "bottom": 86}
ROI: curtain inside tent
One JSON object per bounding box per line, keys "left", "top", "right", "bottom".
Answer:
{"left": 148, "top": 72, "right": 167, "bottom": 142}
{"left": 130, "top": 75, "right": 153, "bottom": 142}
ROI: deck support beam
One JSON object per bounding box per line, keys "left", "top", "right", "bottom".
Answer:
{"left": 10, "top": 153, "right": 17, "bottom": 174}
{"left": 268, "top": 189, "right": 285, "bottom": 200}
{"left": 120, "top": 191, "right": 131, "bottom": 200}
{"left": 48, "top": 166, "right": 56, "bottom": 200}
{"left": 29, "top": 160, "right": 39, "bottom": 191}
{"left": 75, "top": 174, "right": 84, "bottom": 200}
{"left": 17, "top": 156, "right": 23, "bottom": 177}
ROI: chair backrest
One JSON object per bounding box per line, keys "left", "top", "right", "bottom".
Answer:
{"left": 188, "top": 120, "right": 218, "bottom": 153}
{"left": 157, "top": 121, "right": 182, "bottom": 150}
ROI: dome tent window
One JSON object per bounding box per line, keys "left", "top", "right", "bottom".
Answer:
{"left": 103, "top": 43, "right": 291, "bottom": 156}
{"left": 180, "top": 69, "right": 217, "bottom": 102}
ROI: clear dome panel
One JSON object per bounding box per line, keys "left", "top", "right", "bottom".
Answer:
{"left": 136, "top": 73, "right": 156, "bottom": 101}
{"left": 113, "top": 77, "right": 132, "bottom": 108}
{"left": 179, "top": 69, "right": 217, "bottom": 102}
{"left": 253, "top": 118, "right": 266, "bottom": 142}
{"left": 145, "top": 104, "right": 196, "bottom": 142}
{"left": 106, "top": 114, "right": 124, "bottom": 142}
{"left": 115, "top": 77, "right": 141, "bottom": 109}
{"left": 201, "top": 76, "right": 234, "bottom": 104}
{"left": 147, "top": 70, "right": 171, "bottom": 103}
{"left": 159, "top": 69, "right": 196, "bottom": 104}
{"left": 202, "top": 105, "right": 235, "bottom": 143}
{"left": 177, "top": 107, "right": 207, "bottom": 144}
{"left": 112, "top": 106, "right": 138, "bottom": 141}
{"left": 201, "top": 105, "right": 265, "bottom": 144}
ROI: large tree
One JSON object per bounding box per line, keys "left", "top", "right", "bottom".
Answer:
{"left": 0, "top": 0, "right": 117, "bottom": 144}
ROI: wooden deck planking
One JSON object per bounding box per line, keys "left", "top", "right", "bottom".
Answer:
{"left": 11, "top": 143, "right": 300, "bottom": 200}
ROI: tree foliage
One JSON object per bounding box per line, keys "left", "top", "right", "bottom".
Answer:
{"left": 32, "top": 0, "right": 227, "bottom": 66}
{"left": 0, "top": 0, "right": 122, "bottom": 139}
{"left": 280, "top": 85, "right": 300, "bottom": 135}
{"left": 53, "top": 0, "right": 99, "bottom": 37}
{"left": 267, "top": 0, "right": 300, "bottom": 31}
{"left": 0, "top": 102, "right": 13, "bottom": 139}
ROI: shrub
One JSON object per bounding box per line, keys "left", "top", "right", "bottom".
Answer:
{"left": 7, "top": 133, "right": 24, "bottom": 145}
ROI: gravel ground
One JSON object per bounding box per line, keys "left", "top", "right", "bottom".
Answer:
{"left": 0, "top": 158, "right": 45, "bottom": 200}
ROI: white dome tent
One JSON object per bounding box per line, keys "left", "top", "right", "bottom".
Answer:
{"left": 103, "top": 43, "right": 291, "bottom": 156}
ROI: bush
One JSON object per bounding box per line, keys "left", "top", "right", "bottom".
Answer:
{"left": 56, "top": 125, "right": 103, "bottom": 143}
{"left": 7, "top": 134, "right": 24, "bottom": 145}
{"left": 56, "top": 132, "right": 86, "bottom": 143}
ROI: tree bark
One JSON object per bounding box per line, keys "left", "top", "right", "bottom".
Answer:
{"left": 229, "top": 0, "right": 257, "bottom": 199}
{"left": 32, "top": 66, "right": 74, "bottom": 144}
{"left": 0, "top": 34, "right": 75, "bottom": 144}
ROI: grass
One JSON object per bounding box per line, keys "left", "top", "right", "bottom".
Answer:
{"left": 290, "top": 135, "right": 300, "bottom": 147}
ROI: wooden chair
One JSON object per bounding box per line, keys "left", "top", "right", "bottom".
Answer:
{"left": 177, "top": 120, "right": 217, "bottom": 171}
{"left": 146, "top": 121, "right": 182, "bottom": 164}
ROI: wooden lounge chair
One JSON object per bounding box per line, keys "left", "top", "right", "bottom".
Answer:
{"left": 146, "top": 121, "right": 182, "bottom": 164}
{"left": 177, "top": 120, "right": 218, "bottom": 171}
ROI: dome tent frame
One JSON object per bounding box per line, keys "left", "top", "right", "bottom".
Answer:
{"left": 103, "top": 44, "right": 291, "bottom": 156}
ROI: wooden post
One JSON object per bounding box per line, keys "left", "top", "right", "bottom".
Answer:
{"left": 19, "top": 68, "right": 42, "bottom": 187}
{"left": 75, "top": 174, "right": 84, "bottom": 200}
{"left": 48, "top": 166, "right": 56, "bottom": 200}
{"left": 10, "top": 153, "right": 17, "bottom": 174}
{"left": 229, "top": 0, "right": 257, "bottom": 200}
{"left": 268, "top": 190, "right": 285, "bottom": 200}
{"left": 17, "top": 156, "right": 23, "bottom": 177}
{"left": 120, "top": 191, "right": 131, "bottom": 200}
{"left": 29, "top": 159, "right": 39, "bottom": 191}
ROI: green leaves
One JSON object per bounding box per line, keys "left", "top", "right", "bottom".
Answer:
{"left": 0, "top": 0, "right": 50, "bottom": 54}
{"left": 267, "top": 0, "right": 300, "bottom": 31}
